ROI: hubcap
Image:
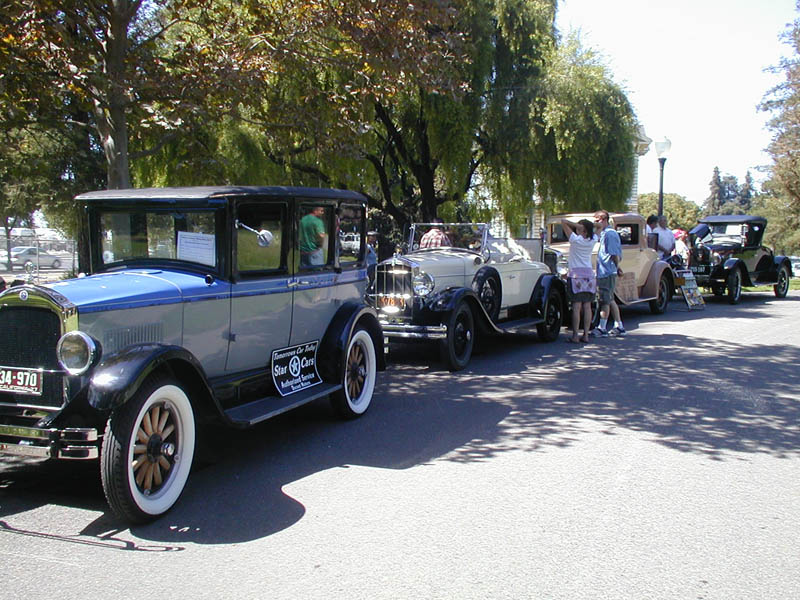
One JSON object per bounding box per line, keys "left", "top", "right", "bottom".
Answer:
{"left": 481, "top": 281, "right": 497, "bottom": 313}
{"left": 454, "top": 316, "right": 472, "bottom": 356}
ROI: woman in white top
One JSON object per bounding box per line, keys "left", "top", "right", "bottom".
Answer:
{"left": 561, "top": 218, "right": 597, "bottom": 343}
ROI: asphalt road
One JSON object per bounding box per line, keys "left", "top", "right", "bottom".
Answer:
{"left": 1, "top": 291, "right": 799, "bottom": 599}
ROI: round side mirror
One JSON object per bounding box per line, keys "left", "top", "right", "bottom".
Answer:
{"left": 257, "top": 230, "right": 274, "bottom": 247}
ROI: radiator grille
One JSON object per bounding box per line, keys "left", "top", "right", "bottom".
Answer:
{"left": 368, "top": 262, "right": 413, "bottom": 316}
{"left": 0, "top": 306, "right": 64, "bottom": 408}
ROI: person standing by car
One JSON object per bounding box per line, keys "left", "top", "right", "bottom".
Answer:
{"left": 592, "top": 210, "right": 626, "bottom": 337}
{"left": 300, "top": 206, "right": 327, "bottom": 266}
{"left": 645, "top": 214, "right": 659, "bottom": 250}
{"left": 653, "top": 215, "right": 676, "bottom": 260}
{"left": 561, "top": 218, "right": 597, "bottom": 343}
{"left": 673, "top": 229, "right": 689, "bottom": 263}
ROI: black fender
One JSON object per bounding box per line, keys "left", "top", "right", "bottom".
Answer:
{"left": 422, "top": 287, "right": 491, "bottom": 333}
{"left": 722, "top": 257, "right": 753, "bottom": 286}
{"left": 529, "top": 274, "right": 568, "bottom": 320}
{"left": 775, "top": 255, "right": 792, "bottom": 276}
{"left": 471, "top": 266, "right": 502, "bottom": 320}
{"left": 471, "top": 266, "right": 502, "bottom": 292}
{"left": 424, "top": 286, "right": 477, "bottom": 314}
{"left": 318, "top": 302, "right": 385, "bottom": 383}
{"left": 88, "top": 343, "right": 213, "bottom": 412}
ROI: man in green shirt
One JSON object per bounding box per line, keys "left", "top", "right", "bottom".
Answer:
{"left": 299, "top": 206, "right": 326, "bottom": 266}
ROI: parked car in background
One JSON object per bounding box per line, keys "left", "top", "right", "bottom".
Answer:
{"left": 545, "top": 212, "right": 674, "bottom": 316}
{"left": 367, "top": 223, "right": 565, "bottom": 370}
{"left": 9, "top": 246, "right": 65, "bottom": 270}
{"left": 790, "top": 256, "right": 800, "bottom": 278}
{"left": 688, "top": 215, "right": 792, "bottom": 303}
{"left": 0, "top": 186, "right": 384, "bottom": 523}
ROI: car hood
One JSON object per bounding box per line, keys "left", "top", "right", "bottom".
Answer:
{"left": 703, "top": 241, "right": 743, "bottom": 253}
{"left": 387, "top": 249, "right": 481, "bottom": 277}
{"left": 45, "top": 269, "right": 229, "bottom": 313}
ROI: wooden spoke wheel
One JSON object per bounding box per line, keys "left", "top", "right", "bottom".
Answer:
{"left": 331, "top": 327, "right": 377, "bottom": 418}
{"left": 101, "top": 376, "right": 195, "bottom": 523}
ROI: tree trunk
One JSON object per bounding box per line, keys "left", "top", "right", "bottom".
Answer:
{"left": 97, "top": 3, "right": 133, "bottom": 190}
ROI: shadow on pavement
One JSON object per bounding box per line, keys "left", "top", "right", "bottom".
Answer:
{"left": 0, "top": 293, "right": 797, "bottom": 545}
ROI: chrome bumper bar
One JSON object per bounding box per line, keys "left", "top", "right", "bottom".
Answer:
{"left": 0, "top": 424, "right": 99, "bottom": 460}
{"left": 380, "top": 321, "right": 447, "bottom": 340}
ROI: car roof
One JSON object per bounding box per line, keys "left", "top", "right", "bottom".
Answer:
{"left": 547, "top": 212, "right": 644, "bottom": 223}
{"left": 75, "top": 186, "right": 367, "bottom": 203}
{"left": 699, "top": 214, "right": 767, "bottom": 225}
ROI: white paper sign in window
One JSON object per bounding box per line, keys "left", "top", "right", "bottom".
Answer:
{"left": 177, "top": 231, "right": 216, "bottom": 266}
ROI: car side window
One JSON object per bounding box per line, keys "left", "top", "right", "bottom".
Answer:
{"left": 236, "top": 203, "right": 285, "bottom": 274}
{"left": 297, "top": 203, "right": 333, "bottom": 270}
{"left": 616, "top": 224, "right": 638, "bottom": 246}
{"left": 338, "top": 203, "right": 365, "bottom": 266}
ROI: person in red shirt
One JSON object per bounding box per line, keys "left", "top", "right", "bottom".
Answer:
{"left": 420, "top": 221, "right": 451, "bottom": 248}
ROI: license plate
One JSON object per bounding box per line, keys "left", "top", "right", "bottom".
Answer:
{"left": 690, "top": 265, "right": 708, "bottom": 274}
{"left": 379, "top": 295, "right": 406, "bottom": 310}
{"left": 0, "top": 366, "right": 44, "bottom": 396}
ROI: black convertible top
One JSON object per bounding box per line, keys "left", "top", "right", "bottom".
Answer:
{"left": 699, "top": 214, "right": 767, "bottom": 226}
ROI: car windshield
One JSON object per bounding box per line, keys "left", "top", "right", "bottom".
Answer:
{"left": 408, "top": 223, "right": 487, "bottom": 253}
{"left": 709, "top": 223, "right": 744, "bottom": 244}
{"left": 97, "top": 207, "right": 219, "bottom": 267}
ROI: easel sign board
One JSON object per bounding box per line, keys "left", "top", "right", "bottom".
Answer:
{"left": 676, "top": 269, "right": 705, "bottom": 309}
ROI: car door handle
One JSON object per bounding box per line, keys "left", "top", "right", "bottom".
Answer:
{"left": 288, "top": 279, "right": 312, "bottom": 288}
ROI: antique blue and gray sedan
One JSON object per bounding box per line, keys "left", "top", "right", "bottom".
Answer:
{"left": 0, "top": 186, "right": 384, "bottom": 523}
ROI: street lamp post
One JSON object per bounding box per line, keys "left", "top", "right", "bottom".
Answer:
{"left": 655, "top": 137, "right": 672, "bottom": 217}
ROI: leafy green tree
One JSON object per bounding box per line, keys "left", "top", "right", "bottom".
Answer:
{"left": 738, "top": 170, "right": 756, "bottom": 212}
{"left": 0, "top": 128, "right": 61, "bottom": 269}
{"left": 1, "top": 0, "right": 455, "bottom": 190}
{"left": 638, "top": 192, "right": 701, "bottom": 231}
{"left": 751, "top": 185, "right": 800, "bottom": 255}
{"left": 704, "top": 166, "right": 723, "bottom": 215}
{"left": 718, "top": 174, "right": 741, "bottom": 214}
{"left": 136, "top": 2, "right": 637, "bottom": 232}
{"left": 760, "top": 1, "right": 800, "bottom": 231}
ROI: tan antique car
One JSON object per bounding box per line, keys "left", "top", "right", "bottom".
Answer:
{"left": 545, "top": 212, "right": 675, "bottom": 314}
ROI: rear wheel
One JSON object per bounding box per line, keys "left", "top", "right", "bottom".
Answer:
{"left": 440, "top": 301, "right": 475, "bottom": 371}
{"left": 536, "top": 286, "right": 563, "bottom": 342}
{"left": 51, "top": 258, "right": 61, "bottom": 269}
{"left": 727, "top": 268, "right": 742, "bottom": 304}
{"left": 774, "top": 264, "right": 790, "bottom": 298}
{"left": 101, "top": 375, "right": 195, "bottom": 523}
{"left": 331, "top": 327, "right": 377, "bottom": 418}
{"left": 649, "top": 273, "right": 671, "bottom": 314}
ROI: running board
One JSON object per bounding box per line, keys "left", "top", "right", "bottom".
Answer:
{"left": 617, "top": 295, "right": 657, "bottom": 306}
{"left": 224, "top": 382, "right": 341, "bottom": 426}
{"left": 494, "top": 317, "right": 544, "bottom": 334}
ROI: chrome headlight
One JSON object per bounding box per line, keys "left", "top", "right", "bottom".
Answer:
{"left": 711, "top": 251, "right": 722, "bottom": 266}
{"left": 57, "top": 331, "right": 99, "bottom": 375}
{"left": 412, "top": 271, "right": 435, "bottom": 296}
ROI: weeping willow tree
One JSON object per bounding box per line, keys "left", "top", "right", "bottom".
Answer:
{"left": 134, "top": 0, "right": 637, "bottom": 233}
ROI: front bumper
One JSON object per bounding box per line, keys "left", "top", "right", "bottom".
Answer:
{"left": 380, "top": 320, "right": 447, "bottom": 340}
{"left": 0, "top": 424, "right": 99, "bottom": 460}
